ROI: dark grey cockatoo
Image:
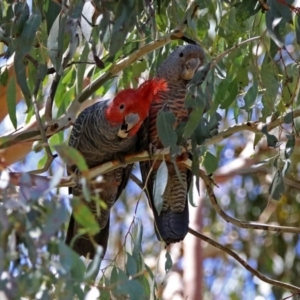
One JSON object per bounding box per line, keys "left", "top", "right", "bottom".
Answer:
{"left": 66, "top": 78, "right": 168, "bottom": 258}
{"left": 140, "top": 44, "right": 205, "bottom": 244}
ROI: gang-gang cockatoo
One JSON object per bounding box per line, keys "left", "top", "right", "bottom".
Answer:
{"left": 140, "top": 44, "right": 205, "bottom": 245}
{"left": 66, "top": 78, "right": 168, "bottom": 258}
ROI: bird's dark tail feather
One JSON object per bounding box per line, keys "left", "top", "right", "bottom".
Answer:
{"left": 153, "top": 199, "right": 189, "bottom": 244}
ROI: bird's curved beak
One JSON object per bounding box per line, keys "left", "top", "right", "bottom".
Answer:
{"left": 117, "top": 113, "right": 140, "bottom": 138}
{"left": 182, "top": 57, "right": 201, "bottom": 80}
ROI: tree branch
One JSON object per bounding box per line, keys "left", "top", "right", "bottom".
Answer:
{"left": 211, "top": 36, "right": 262, "bottom": 69}
{"left": 190, "top": 161, "right": 300, "bottom": 234}
{"left": 188, "top": 227, "right": 300, "bottom": 293}
{"left": 6, "top": 105, "right": 300, "bottom": 188}
{"left": 0, "top": 1, "right": 198, "bottom": 151}
{"left": 205, "top": 108, "right": 300, "bottom": 146}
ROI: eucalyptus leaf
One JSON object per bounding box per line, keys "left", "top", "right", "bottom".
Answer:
{"left": 242, "top": 80, "right": 258, "bottom": 112}
{"left": 202, "top": 151, "right": 218, "bottom": 174}
{"left": 54, "top": 144, "right": 89, "bottom": 175}
{"left": 266, "top": 4, "right": 284, "bottom": 47}
{"left": 220, "top": 77, "right": 238, "bottom": 109}
{"left": 183, "top": 107, "right": 204, "bottom": 139}
{"left": 156, "top": 108, "right": 180, "bottom": 155}
{"left": 268, "top": 170, "right": 285, "bottom": 200}
{"left": 165, "top": 251, "right": 173, "bottom": 273}
{"left": 81, "top": 1, "right": 95, "bottom": 41}
{"left": 71, "top": 198, "right": 100, "bottom": 236}
{"left": 59, "top": 242, "right": 86, "bottom": 280}
{"left": 296, "top": 15, "right": 300, "bottom": 45}
{"left": 285, "top": 135, "right": 295, "bottom": 159}
{"left": 6, "top": 77, "right": 17, "bottom": 129}
{"left": 153, "top": 160, "right": 168, "bottom": 215}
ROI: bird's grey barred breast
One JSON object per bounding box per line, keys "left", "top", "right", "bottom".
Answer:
{"left": 140, "top": 43, "right": 205, "bottom": 244}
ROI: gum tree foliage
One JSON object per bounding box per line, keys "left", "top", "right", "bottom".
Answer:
{"left": 0, "top": 0, "right": 300, "bottom": 299}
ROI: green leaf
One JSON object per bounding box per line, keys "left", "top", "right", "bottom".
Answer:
{"left": 132, "top": 218, "right": 143, "bottom": 258}
{"left": 261, "top": 126, "right": 281, "bottom": 148}
{"left": 14, "top": 58, "right": 31, "bottom": 109}
{"left": 13, "top": 2, "right": 30, "bottom": 35}
{"left": 183, "top": 106, "right": 204, "bottom": 139}
{"left": 235, "top": 0, "right": 261, "bottom": 25}
{"left": 296, "top": 15, "right": 300, "bottom": 45}
{"left": 282, "top": 159, "right": 291, "bottom": 176}
{"left": 47, "top": 12, "right": 68, "bottom": 74}
{"left": 85, "top": 246, "right": 103, "bottom": 280}
{"left": 266, "top": 5, "right": 284, "bottom": 47}
{"left": 214, "top": 77, "right": 230, "bottom": 106}
{"left": 266, "top": 134, "right": 280, "bottom": 148}
{"left": 165, "top": 251, "right": 172, "bottom": 273}
{"left": 253, "top": 133, "right": 263, "bottom": 149}
{"left": 156, "top": 108, "right": 179, "bottom": 155}
{"left": 118, "top": 280, "right": 144, "bottom": 300}
{"left": 0, "top": 67, "right": 9, "bottom": 86}
{"left": 153, "top": 160, "right": 168, "bottom": 215}
{"left": 268, "top": 170, "right": 285, "bottom": 200}
{"left": 202, "top": 151, "right": 218, "bottom": 174}
{"left": 283, "top": 111, "right": 293, "bottom": 124}
{"left": 191, "top": 139, "right": 200, "bottom": 202}
{"left": 54, "top": 144, "right": 89, "bottom": 175}
{"left": 282, "top": 64, "right": 299, "bottom": 106}
{"left": 220, "top": 77, "right": 238, "bottom": 109}
{"left": 76, "top": 42, "right": 90, "bottom": 94}
{"left": 37, "top": 63, "right": 48, "bottom": 82}
{"left": 41, "top": 202, "right": 67, "bottom": 242}
{"left": 81, "top": 1, "right": 95, "bottom": 41}
{"left": 108, "top": 1, "right": 136, "bottom": 58}
{"left": 273, "top": 0, "right": 293, "bottom": 24}
{"left": 59, "top": 241, "right": 86, "bottom": 280}
{"left": 242, "top": 80, "right": 258, "bottom": 112}
{"left": 136, "top": 276, "right": 151, "bottom": 299}
{"left": 6, "top": 77, "right": 17, "bottom": 130}
{"left": 45, "top": 0, "right": 61, "bottom": 35}
{"left": 189, "top": 63, "right": 211, "bottom": 86}
{"left": 194, "top": 118, "right": 211, "bottom": 145}
{"left": 250, "top": 156, "right": 278, "bottom": 170}
{"left": 15, "top": 10, "right": 42, "bottom": 58}
{"left": 261, "top": 63, "right": 280, "bottom": 118}
{"left": 188, "top": 181, "right": 197, "bottom": 208}
{"left": 126, "top": 253, "right": 137, "bottom": 277}
{"left": 71, "top": 197, "right": 100, "bottom": 236}
{"left": 285, "top": 135, "right": 295, "bottom": 159}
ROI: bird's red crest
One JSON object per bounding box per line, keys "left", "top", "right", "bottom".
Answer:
{"left": 105, "top": 78, "right": 168, "bottom": 135}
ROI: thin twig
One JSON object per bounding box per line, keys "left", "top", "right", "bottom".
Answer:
{"left": 130, "top": 174, "right": 143, "bottom": 189}
{"left": 25, "top": 54, "right": 39, "bottom": 69}
{"left": 6, "top": 102, "right": 300, "bottom": 185}
{"left": 45, "top": 73, "right": 61, "bottom": 123}
{"left": 188, "top": 227, "right": 300, "bottom": 293}
{"left": 257, "top": 0, "right": 270, "bottom": 10}
{"left": 29, "top": 154, "right": 58, "bottom": 175}
{"left": 191, "top": 161, "right": 300, "bottom": 234}
{"left": 30, "top": 73, "right": 56, "bottom": 174}
{"left": 0, "top": 1, "right": 198, "bottom": 148}
{"left": 211, "top": 36, "right": 262, "bottom": 69}
{"left": 47, "top": 61, "right": 96, "bottom": 75}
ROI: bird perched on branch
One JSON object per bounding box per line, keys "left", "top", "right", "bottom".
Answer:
{"left": 140, "top": 44, "right": 205, "bottom": 245}
{"left": 66, "top": 78, "right": 168, "bottom": 259}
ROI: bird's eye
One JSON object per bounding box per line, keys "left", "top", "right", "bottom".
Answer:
{"left": 119, "top": 104, "right": 125, "bottom": 110}
{"left": 179, "top": 52, "right": 184, "bottom": 57}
